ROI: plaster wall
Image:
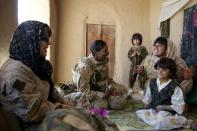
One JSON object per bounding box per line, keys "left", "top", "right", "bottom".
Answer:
{"left": 55, "top": 0, "right": 151, "bottom": 86}
{"left": 0, "top": 0, "right": 17, "bottom": 67}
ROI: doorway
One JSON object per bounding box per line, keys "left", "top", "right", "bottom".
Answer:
{"left": 86, "top": 24, "right": 115, "bottom": 77}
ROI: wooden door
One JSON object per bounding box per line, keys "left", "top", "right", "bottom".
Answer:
{"left": 86, "top": 24, "right": 115, "bottom": 78}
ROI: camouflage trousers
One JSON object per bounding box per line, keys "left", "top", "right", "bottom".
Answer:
{"left": 39, "top": 108, "right": 119, "bottom": 131}
{"left": 59, "top": 81, "right": 128, "bottom": 110}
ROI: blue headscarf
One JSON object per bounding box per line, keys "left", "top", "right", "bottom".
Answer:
{"left": 9, "top": 20, "right": 55, "bottom": 101}
{"left": 9, "top": 20, "right": 52, "bottom": 80}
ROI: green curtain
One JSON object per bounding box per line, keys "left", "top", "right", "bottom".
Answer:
{"left": 160, "top": 19, "right": 170, "bottom": 39}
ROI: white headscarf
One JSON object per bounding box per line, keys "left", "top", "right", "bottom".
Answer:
{"left": 166, "top": 39, "right": 177, "bottom": 60}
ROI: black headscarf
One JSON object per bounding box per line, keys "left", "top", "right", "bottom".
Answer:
{"left": 9, "top": 20, "right": 54, "bottom": 101}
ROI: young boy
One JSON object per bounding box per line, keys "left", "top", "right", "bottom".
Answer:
{"left": 136, "top": 58, "right": 197, "bottom": 130}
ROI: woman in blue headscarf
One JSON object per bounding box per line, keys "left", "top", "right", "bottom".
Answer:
{"left": 0, "top": 20, "right": 73, "bottom": 130}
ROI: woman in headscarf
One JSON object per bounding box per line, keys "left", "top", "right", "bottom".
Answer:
{"left": 0, "top": 20, "right": 73, "bottom": 130}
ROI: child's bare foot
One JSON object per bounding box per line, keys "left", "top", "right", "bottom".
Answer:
{"left": 190, "top": 121, "right": 197, "bottom": 130}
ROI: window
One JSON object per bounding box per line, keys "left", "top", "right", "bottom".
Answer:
{"left": 18, "top": 0, "right": 50, "bottom": 60}
{"left": 181, "top": 4, "right": 197, "bottom": 66}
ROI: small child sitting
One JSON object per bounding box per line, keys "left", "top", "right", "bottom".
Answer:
{"left": 136, "top": 58, "right": 197, "bottom": 130}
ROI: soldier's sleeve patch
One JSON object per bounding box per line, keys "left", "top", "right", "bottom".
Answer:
{"left": 13, "top": 79, "right": 26, "bottom": 91}
{"left": 2, "top": 84, "right": 7, "bottom": 96}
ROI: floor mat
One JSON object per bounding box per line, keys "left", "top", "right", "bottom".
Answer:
{"left": 109, "top": 101, "right": 153, "bottom": 130}
{"left": 109, "top": 100, "right": 194, "bottom": 131}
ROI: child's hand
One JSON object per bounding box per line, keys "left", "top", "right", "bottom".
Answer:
{"left": 131, "top": 52, "right": 137, "bottom": 57}
{"left": 136, "top": 52, "right": 140, "bottom": 55}
{"left": 155, "top": 105, "right": 164, "bottom": 112}
{"left": 108, "top": 78, "right": 113, "bottom": 84}
{"left": 62, "top": 98, "right": 74, "bottom": 106}
{"left": 183, "top": 68, "right": 193, "bottom": 80}
{"left": 136, "top": 65, "right": 144, "bottom": 74}
{"left": 103, "top": 85, "right": 115, "bottom": 98}
{"left": 156, "top": 105, "right": 173, "bottom": 112}
{"left": 111, "top": 90, "right": 123, "bottom": 96}
{"left": 143, "top": 104, "right": 149, "bottom": 109}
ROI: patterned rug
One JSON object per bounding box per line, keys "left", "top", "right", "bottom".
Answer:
{"left": 109, "top": 101, "right": 153, "bottom": 130}
{"left": 109, "top": 101, "right": 195, "bottom": 131}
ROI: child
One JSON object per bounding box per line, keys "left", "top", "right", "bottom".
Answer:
{"left": 136, "top": 58, "right": 197, "bottom": 130}
{"left": 128, "top": 33, "right": 148, "bottom": 89}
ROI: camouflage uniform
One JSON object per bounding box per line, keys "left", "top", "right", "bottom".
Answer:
{"left": 72, "top": 55, "right": 128, "bottom": 109}
{"left": 0, "top": 59, "right": 62, "bottom": 129}
{"left": 40, "top": 108, "right": 119, "bottom": 131}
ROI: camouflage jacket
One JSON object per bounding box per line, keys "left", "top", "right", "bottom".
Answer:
{"left": 0, "top": 59, "right": 62, "bottom": 123}
{"left": 72, "top": 55, "right": 128, "bottom": 109}
{"left": 72, "top": 55, "right": 109, "bottom": 101}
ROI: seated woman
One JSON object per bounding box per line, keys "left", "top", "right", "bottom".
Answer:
{"left": 136, "top": 58, "right": 197, "bottom": 130}
{"left": 0, "top": 21, "right": 119, "bottom": 131}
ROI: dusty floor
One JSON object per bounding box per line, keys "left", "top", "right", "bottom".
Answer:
{"left": 109, "top": 92, "right": 197, "bottom": 131}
